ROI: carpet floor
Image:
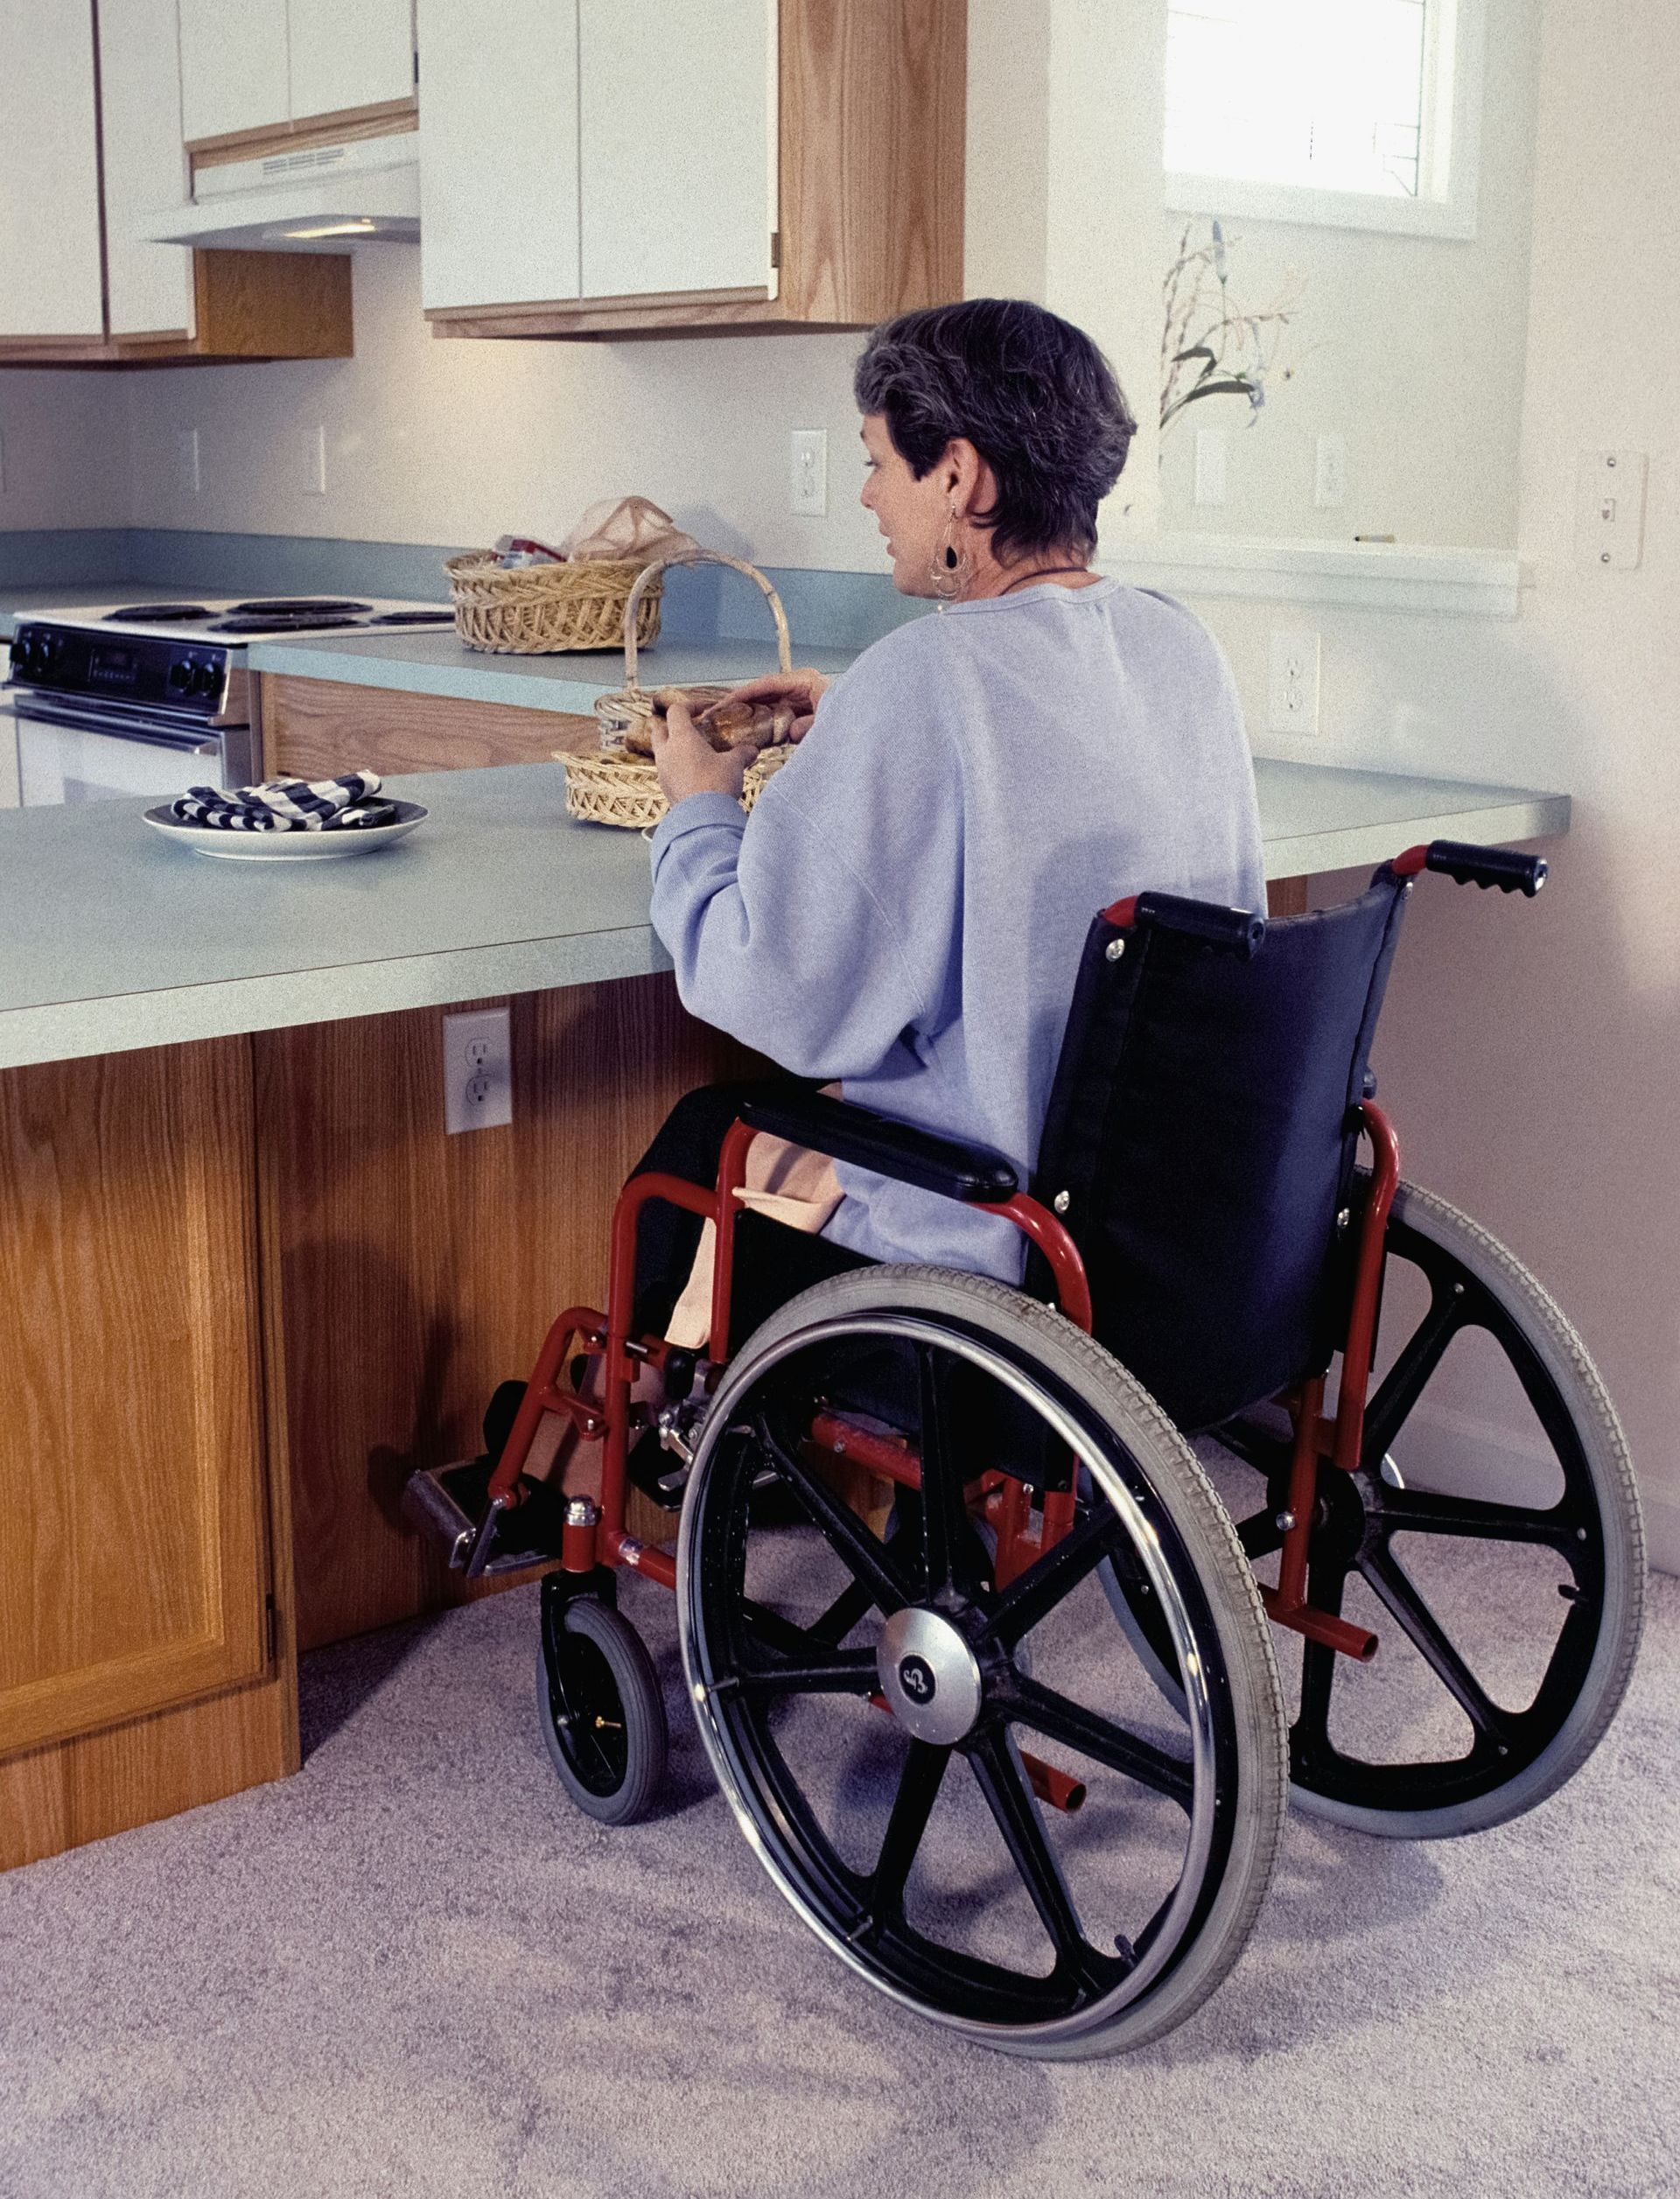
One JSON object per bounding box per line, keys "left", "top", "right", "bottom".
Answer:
{"left": 2, "top": 1542, "right": 1675, "bottom": 2199}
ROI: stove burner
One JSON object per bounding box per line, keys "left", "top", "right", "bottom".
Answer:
{"left": 367, "top": 609, "right": 455, "bottom": 626}
{"left": 104, "top": 604, "right": 213, "bottom": 622}
{"left": 228, "top": 598, "right": 373, "bottom": 617}
{"left": 207, "top": 615, "right": 367, "bottom": 634}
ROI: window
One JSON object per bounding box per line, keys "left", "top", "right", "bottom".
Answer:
{"left": 1165, "top": 0, "right": 1484, "bottom": 239}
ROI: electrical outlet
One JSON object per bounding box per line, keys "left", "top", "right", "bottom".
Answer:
{"left": 1575, "top": 449, "right": 1646, "bottom": 570}
{"left": 176, "top": 426, "right": 201, "bottom": 495}
{"left": 1194, "top": 429, "right": 1228, "bottom": 507}
{"left": 789, "top": 428, "right": 827, "bottom": 516}
{"left": 1314, "top": 433, "right": 1348, "bottom": 509}
{"left": 443, "top": 1006, "right": 512, "bottom": 1133}
{"left": 304, "top": 424, "right": 327, "bottom": 496}
{"left": 0, "top": 427, "right": 7, "bottom": 496}
{"left": 1268, "top": 628, "right": 1320, "bottom": 735}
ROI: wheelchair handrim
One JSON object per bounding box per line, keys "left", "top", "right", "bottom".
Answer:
{"left": 677, "top": 1307, "right": 1232, "bottom": 2052}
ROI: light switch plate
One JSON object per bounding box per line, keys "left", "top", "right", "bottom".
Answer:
{"left": 304, "top": 424, "right": 328, "bottom": 497}
{"left": 1575, "top": 449, "right": 1646, "bottom": 569}
{"left": 1314, "top": 433, "right": 1348, "bottom": 509}
{"left": 443, "top": 1006, "right": 512, "bottom": 1134}
{"left": 176, "top": 427, "right": 201, "bottom": 495}
{"left": 789, "top": 429, "right": 827, "bottom": 516}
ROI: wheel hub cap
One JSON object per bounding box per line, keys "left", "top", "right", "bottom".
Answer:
{"left": 878, "top": 1607, "right": 984, "bottom": 1744}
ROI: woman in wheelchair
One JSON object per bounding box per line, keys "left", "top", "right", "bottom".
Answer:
{"left": 433, "top": 304, "right": 1643, "bottom": 2059}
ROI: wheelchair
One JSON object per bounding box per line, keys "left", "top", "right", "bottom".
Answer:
{"left": 406, "top": 838, "right": 1645, "bottom": 2059}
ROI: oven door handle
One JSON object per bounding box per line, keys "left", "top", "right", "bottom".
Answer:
{"left": 8, "top": 693, "right": 222, "bottom": 754}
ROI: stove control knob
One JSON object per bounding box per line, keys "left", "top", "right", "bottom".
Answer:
{"left": 168, "top": 660, "right": 192, "bottom": 690}
{"left": 194, "top": 661, "right": 223, "bottom": 697}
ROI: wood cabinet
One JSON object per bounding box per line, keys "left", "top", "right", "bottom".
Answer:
{"left": 0, "top": 1037, "right": 297, "bottom": 1871}
{"left": 179, "top": 0, "right": 414, "bottom": 143}
{"left": 0, "top": 0, "right": 355, "bottom": 367}
{"left": 422, "top": 0, "right": 964, "bottom": 340}
{"left": 260, "top": 676, "right": 599, "bottom": 781}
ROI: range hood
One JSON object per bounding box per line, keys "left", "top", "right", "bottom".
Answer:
{"left": 142, "top": 135, "right": 419, "bottom": 253}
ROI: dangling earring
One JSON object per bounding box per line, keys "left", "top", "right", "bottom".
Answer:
{"left": 929, "top": 506, "right": 968, "bottom": 599}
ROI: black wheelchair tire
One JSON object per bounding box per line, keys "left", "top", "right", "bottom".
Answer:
{"left": 535, "top": 1593, "right": 668, "bottom": 1827}
{"left": 677, "top": 1264, "right": 1289, "bottom": 2059}
{"left": 1284, "top": 1180, "right": 1645, "bottom": 1840}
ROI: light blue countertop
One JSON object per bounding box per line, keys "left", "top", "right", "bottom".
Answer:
{"left": 0, "top": 758, "right": 1568, "bottom": 1073}
{"left": 0, "top": 584, "right": 856, "bottom": 713}
{"left": 245, "top": 627, "right": 858, "bottom": 712}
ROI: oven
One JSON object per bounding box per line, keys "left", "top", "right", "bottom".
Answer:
{"left": 9, "top": 692, "right": 256, "bottom": 808}
{"left": 5, "top": 598, "right": 449, "bottom": 809}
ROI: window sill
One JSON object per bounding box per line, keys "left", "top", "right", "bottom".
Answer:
{"left": 1097, "top": 534, "right": 1523, "bottom": 620}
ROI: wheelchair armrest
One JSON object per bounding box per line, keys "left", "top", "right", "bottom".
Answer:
{"left": 736, "top": 1089, "right": 1018, "bottom": 1204}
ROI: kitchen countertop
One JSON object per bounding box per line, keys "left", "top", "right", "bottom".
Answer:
{"left": 0, "top": 758, "right": 1568, "bottom": 1073}
{"left": 0, "top": 585, "right": 856, "bottom": 711}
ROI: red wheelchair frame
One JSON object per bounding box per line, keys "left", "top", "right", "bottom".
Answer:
{"left": 470, "top": 875, "right": 1423, "bottom": 1687}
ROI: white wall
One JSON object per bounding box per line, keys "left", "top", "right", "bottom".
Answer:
{"left": 1174, "top": 0, "right": 1680, "bottom": 1566}
{"left": 1158, "top": 0, "right": 1542, "bottom": 550}
{"left": 0, "top": 370, "right": 133, "bottom": 529}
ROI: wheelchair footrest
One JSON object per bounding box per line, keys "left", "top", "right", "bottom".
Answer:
{"left": 402, "top": 1457, "right": 566, "bottom": 1576}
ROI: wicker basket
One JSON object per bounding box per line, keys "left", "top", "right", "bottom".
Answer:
{"left": 445, "top": 550, "right": 663, "bottom": 655}
{"left": 560, "top": 550, "right": 797, "bottom": 829}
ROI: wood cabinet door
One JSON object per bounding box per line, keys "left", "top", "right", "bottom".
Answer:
{"left": 99, "top": 0, "right": 197, "bottom": 339}
{"left": 578, "top": 0, "right": 774, "bottom": 299}
{"left": 289, "top": 0, "right": 414, "bottom": 123}
{"left": 0, "top": 0, "right": 105, "bottom": 340}
{"left": 417, "top": 0, "right": 581, "bottom": 311}
{"left": 178, "top": 0, "right": 290, "bottom": 143}
{"left": 0, "top": 1039, "right": 273, "bottom": 1760}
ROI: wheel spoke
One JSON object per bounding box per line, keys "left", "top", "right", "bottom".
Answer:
{"left": 998, "top": 1673, "right": 1194, "bottom": 1808}
{"left": 1371, "top": 1485, "right": 1585, "bottom": 1551}
{"left": 986, "top": 1503, "right": 1126, "bottom": 1649}
{"left": 870, "top": 1740, "right": 951, "bottom": 1915}
{"left": 968, "top": 1732, "right": 1125, "bottom": 1994}
{"left": 753, "top": 1411, "right": 909, "bottom": 1614}
{"left": 812, "top": 1576, "right": 875, "bottom": 1647}
{"left": 914, "top": 1341, "right": 982, "bottom": 1600}
{"left": 734, "top": 1598, "right": 879, "bottom": 1697}
{"left": 1289, "top": 1556, "right": 1348, "bottom": 1774}
{"left": 1359, "top": 1542, "right": 1512, "bottom": 1743}
{"left": 1362, "top": 1285, "right": 1465, "bottom": 1466}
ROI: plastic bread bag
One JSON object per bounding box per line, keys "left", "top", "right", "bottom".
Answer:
{"left": 557, "top": 496, "right": 700, "bottom": 564}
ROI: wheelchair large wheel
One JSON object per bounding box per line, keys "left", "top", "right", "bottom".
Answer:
{"left": 677, "top": 1266, "right": 1287, "bottom": 2059}
{"left": 1217, "top": 1180, "right": 1645, "bottom": 1840}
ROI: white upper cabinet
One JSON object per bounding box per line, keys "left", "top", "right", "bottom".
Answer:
{"left": 289, "top": 0, "right": 415, "bottom": 122}
{"left": 179, "top": 0, "right": 414, "bottom": 142}
{"left": 417, "top": 0, "right": 581, "bottom": 312}
{"left": 0, "top": 0, "right": 105, "bottom": 339}
{"left": 577, "top": 0, "right": 772, "bottom": 299}
{"left": 178, "top": 0, "right": 290, "bottom": 141}
{"left": 100, "top": 0, "right": 196, "bottom": 338}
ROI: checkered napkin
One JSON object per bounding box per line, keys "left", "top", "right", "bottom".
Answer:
{"left": 171, "top": 771, "right": 397, "bottom": 832}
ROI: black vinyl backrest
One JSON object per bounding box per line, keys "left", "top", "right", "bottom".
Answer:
{"left": 1030, "top": 875, "right": 1409, "bottom": 1431}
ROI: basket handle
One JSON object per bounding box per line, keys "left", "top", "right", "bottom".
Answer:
{"left": 622, "top": 550, "right": 794, "bottom": 697}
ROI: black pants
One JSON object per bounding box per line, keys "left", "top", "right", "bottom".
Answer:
{"left": 629, "top": 1081, "right": 874, "bottom": 1351}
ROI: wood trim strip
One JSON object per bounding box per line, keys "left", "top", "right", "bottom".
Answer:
{"left": 187, "top": 95, "right": 417, "bottom": 171}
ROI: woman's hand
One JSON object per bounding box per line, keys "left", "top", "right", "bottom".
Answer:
{"left": 716, "top": 667, "right": 830, "bottom": 743}
{"left": 652, "top": 698, "right": 751, "bottom": 805}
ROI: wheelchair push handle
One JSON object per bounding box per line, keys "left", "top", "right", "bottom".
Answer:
{"left": 1102, "top": 890, "right": 1267, "bottom": 957}
{"left": 1393, "top": 839, "right": 1548, "bottom": 896}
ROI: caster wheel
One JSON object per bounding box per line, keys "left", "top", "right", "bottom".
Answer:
{"left": 536, "top": 1588, "right": 668, "bottom": 1825}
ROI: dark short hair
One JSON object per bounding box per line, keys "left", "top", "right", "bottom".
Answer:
{"left": 853, "top": 299, "right": 1136, "bottom": 562}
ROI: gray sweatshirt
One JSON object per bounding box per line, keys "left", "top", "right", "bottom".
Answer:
{"left": 648, "top": 578, "right": 1266, "bottom": 1282}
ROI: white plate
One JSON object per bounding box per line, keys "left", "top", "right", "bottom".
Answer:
{"left": 143, "top": 800, "right": 429, "bottom": 860}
